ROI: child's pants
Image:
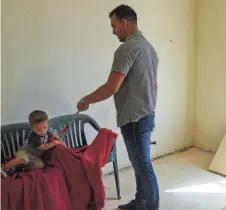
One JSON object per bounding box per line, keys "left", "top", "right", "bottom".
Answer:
{"left": 16, "top": 150, "right": 45, "bottom": 170}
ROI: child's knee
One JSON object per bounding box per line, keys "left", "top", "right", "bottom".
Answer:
{"left": 38, "top": 161, "right": 45, "bottom": 169}
{"left": 30, "top": 159, "right": 45, "bottom": 169}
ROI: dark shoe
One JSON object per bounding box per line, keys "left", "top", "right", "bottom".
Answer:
{"left": 118, "top": 200, "right": 148, "bottom": 210}
{"left": 118, "top": 200, "right": 136, "bottom": 209}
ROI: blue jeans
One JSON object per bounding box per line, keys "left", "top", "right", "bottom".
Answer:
{"left": 121, "top": 112, "right": 159, "bottom": 210}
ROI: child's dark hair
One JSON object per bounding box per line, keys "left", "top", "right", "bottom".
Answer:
{"left": 28, "top": 110, "right": 48, "bottom": 126}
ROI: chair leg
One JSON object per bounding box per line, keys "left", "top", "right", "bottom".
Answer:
{"left": 113, "top": 161, "right": 121, "bottom": 200}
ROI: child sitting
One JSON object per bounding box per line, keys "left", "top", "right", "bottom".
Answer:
{"left": 1, "top": 110, "right": 63, "bottom": 178}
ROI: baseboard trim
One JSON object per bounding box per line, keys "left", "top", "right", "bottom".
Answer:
{"left": 151, "top": 145, "right": 194, "bottom": 161}
{"left": 103, "top": 145, "right": 196, "bottom": 177}
{"left": 193, "top": 145, "right": 216, "bottom": 154}
{"left": 103, "top": 145, "right": 216, "bottom": 177}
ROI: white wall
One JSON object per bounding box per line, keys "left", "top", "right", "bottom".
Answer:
{"left": 2, "top": 0, "right": 195, "bottom": 173}
{"left": 195, "top": 0, "right": 226, "bottom": 152}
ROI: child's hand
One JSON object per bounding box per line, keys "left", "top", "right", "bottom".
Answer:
{"left": 52, "top": 140, "right": 64, "bottom": 145}
{"left": 52, "top": 135, "right": 63, "bottom": 142}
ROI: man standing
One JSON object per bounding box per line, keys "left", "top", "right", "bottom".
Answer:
{"left": 77, "top": 5, "right": 159, "bottom": 210}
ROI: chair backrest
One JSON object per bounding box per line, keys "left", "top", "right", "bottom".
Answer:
{"left": 0, "top": 114, "right": 101, "bottom": 162}
{"left": 1, "top": 122, "right": 31, "bottom": 160}
{"left": 48, "top": 113, "right": 100, "bottom": 148}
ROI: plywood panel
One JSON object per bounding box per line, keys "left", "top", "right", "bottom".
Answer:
{"left": 209, "top": 134, "right": 226, "bottom": 176}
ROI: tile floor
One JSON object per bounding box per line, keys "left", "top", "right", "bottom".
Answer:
{"left": 103, "top": 148, "right": 226, "bottom": 210}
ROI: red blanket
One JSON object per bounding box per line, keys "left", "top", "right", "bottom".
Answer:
{"left": 1, "top": 128, "right": 117, "bottom": 210}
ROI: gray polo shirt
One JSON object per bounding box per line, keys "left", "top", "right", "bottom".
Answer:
{"left": 111, "top": 31, "right": 159, "bottom": 127}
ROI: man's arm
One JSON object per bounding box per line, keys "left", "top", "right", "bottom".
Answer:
{"left": 82, "top": 72, "right": 126, "bottom": 104}
{"left": 77, "top": 45, "right": 134, "bottom": 110}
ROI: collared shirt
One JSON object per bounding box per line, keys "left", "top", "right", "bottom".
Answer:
{"left": 111, "top": 31, "right": 159, "bottom": 127}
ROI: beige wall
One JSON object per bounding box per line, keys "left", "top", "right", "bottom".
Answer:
{"left": 2, "top": 0, "right": 195, "bottom": 172}
{"left": 195, "top": 0, "right": 226, "bottom": 152}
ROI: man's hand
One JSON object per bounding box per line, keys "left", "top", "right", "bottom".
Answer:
{"left": 77, "top": 99, "right": 89, "bottom": 112}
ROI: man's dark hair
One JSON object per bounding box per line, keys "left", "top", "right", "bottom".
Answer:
{"left": 28, "top": 110, "right": 48, "bottom": 125}
{"left": 109, "top": 5, "right": 137, "bottom": 23}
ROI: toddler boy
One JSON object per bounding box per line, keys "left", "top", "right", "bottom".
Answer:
{"left": 1, "top": 110, "right": 63, "bottom": 178}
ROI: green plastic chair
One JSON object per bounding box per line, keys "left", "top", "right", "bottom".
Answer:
{"left": 48, "top": 113, "right": 121, "bottom": 199}
{"left": 1, "top": 122, "right": 31, "bottom": 162}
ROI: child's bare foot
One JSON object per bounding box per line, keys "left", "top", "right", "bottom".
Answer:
{"left": 1, "top": 168, "right": 8, "bottom": 178}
